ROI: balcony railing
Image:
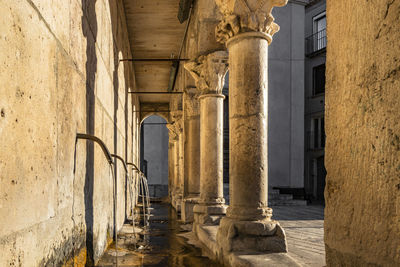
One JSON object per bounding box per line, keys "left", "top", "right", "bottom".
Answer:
{"left": 306, "top": 131, "right": 326, "bottom": 151}
{"left": 306, "top": 28, "right": 327, "bottom": 56}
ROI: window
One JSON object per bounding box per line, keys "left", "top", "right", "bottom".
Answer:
{"left": 310, "top": 117, "right": 325, "bottom": 149}
{"left": 313, "top": 64, "right": 326, "bottom": 95}
{"left": 313, "top": 12, "right": 326, "bottom": 33}
{"left": 313, "top": 12, "right": 326, "bottom": 51}
{"left": 306, "top": 11, "right": 327, "bottom": 55}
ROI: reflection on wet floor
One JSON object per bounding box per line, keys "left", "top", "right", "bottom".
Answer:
{"left": 96, "top": 203, "right": 223, "bottom": 267}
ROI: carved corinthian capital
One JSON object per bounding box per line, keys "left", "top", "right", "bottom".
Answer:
{"left": 184, "top": 87, "right": 200, "bottom": 117}
{"left": 167, "top": 124, "right": 179, "bottom": 141}
{"left": 215, "top": 0, "right": 288, "bottom": 44}
{"left": 184, "top": 51, "right": 228, "bottom": 95}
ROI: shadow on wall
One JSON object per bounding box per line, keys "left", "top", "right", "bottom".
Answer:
{"left": 81, "top": 1, "right": 133, "bottom": 264}
{"left": 82, "top": 0, "right": 97, "bottom": 265}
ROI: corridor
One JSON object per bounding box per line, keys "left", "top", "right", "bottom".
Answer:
{"left": 96, "top": 202, "right": 325, "bottom": 266}
{"left": 96, "top": 203, "right": 223, "bottom": 267}
{"left": 1, "top": 0, "right": 399, "bottom": 266}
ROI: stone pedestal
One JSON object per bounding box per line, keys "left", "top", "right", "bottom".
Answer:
{"left": 215, "top": 0, "right": 288, "bottom": 254}
{"left": 185, "top": 51, "right": 229, "bottom": 227}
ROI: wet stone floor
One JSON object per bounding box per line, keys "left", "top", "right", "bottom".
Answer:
{"left": 96, "top": 203, "right": 223, "bottom": 267}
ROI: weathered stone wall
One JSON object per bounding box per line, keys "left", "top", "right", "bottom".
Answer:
{"left": 325, "top": 0, "right": 400, "bottom": 265}
{"left": 0, "top": 0, "right": 139, "bottom": 265}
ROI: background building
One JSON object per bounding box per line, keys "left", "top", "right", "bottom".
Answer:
{"left": 143, "top": 1, "right": 309, "bottom": 200}
{"left": 141, "top": 115, "right": 169, "bottom": 197}
{"left": 304, "top": 0, "right": 327, "bottom": 202}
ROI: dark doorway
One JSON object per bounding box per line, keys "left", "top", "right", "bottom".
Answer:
{"left": 316, "top": 156, "right": 326, "bottom": 202}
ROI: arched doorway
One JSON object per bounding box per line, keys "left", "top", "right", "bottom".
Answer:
{"left": 140, "top": 115, "right": 169, "bottom": 199}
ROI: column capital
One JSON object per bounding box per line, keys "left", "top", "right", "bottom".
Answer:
{"left": 170, "top": 110, "right": 183, "bottom": 125}
{"left": 215, "top": 0, "right": 288, "bottom": 45}
{"left": 184, "top": 51, "right": 228, "bottom": 95}
{"left": 166, "top": 124, "right": 179, "bottom": 141}
{"left": 184, "top": 87, "right": 200, "bottom": 117}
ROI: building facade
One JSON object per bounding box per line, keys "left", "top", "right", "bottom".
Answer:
{"left": 304, "top": 0, "right": 327, "bottom": 202}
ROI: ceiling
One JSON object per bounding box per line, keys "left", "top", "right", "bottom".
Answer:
{"left": 123, "top": 0, "right": 187, "bottom": 103}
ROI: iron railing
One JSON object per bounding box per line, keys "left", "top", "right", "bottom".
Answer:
{"left": 306, "top": 28, "right": 327, "bottom": 56}
{"left": 306, "top": 131, "right": 326, "bottom": 150}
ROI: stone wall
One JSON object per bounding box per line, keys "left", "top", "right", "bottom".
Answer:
{"left": 325, "top": 0, "right": 400, "bottom": 265}
{"left": 0, "top": 0, "right": 139, "bottom": 265}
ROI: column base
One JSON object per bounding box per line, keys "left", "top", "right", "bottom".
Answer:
{"left": 171, "top": 192, "right": 183, "bottom": 213}
{"left": 181, "top": 197, "right": 200, "bottom": 223}
{"left": 216, "top": 217, "right": 287, "bottom": 253}
{"left": 193, "top": 203, "right": 227, "bottom": 226}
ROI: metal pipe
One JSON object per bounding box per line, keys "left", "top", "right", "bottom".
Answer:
{"left": 178, "top": 3, "right": 193, "bottom": 59}
{"left": 111, "top": 154, "right": 128, "bottom": 173}
{"left": 75, "top": 133, "right": 118, "bottom": 266}
{"left": 127, "top": 162, "right": 140, "bottom": 172}
{"left": 128, "top": 91, "right": 183, "bottom": 94}
{"left": 132, "top": 110, "right": 171, "bottom": 113}
{"left": 142, "top": 123, "right": 169, "bottom": 125}
{"left": 169, "top": 1, "right": 194, "bottom": 91}
{"left": 76, "top": 133, "right": 113, "bottom": 164}
{"left": 120, "top": 58, "right": 189, "bottom": 62}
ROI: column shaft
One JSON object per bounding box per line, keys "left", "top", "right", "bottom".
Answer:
{"left": 173, "top": 140, "right": 179, "bottom": 194}
{"left": 227, "top": 35, "right": 269, "bottom": 220}
{"left": 200, "top": 94, "right": 225, "bottom": 204}
{"left": 184, "top": 117, "right": 200, "bottom": 197}
{"left": 178, "top": 132, "right": 184, "bottom": 193}
{"left": 168, "top": 141, "right": 174, "bottom": 198}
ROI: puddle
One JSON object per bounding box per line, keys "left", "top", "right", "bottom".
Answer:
{"left": 96, "top": 203, "right": 223, "bottom": 267}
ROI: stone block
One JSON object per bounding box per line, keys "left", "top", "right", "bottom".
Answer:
{"left": 217, "top": 217, "right": 287, "bottom": 254}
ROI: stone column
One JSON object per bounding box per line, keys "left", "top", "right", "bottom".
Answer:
{"left": 185, "top": 51, "right": 228, "bottom": 227}
{"left": 177, "top": 122, "right": 184, "bottom": 211}
{"left": 215, "top": 0, "right": 288, "bottom": 253}
{"left": 181, "top": 88, "right": 201, "bottom": 223}
{"left": 168, "top": 141, "right": 174, "bottom": 199}
{"left": 169, "top": 113, "right": 184, "bottom": 212}
{"left": 166, "top": 123, "right": 179, "bottom": 207}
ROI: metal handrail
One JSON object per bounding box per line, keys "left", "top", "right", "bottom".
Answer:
{"left": 305, "top": 28, "right": 327, "bottom": 56}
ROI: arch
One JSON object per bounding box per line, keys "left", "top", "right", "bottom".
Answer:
{"left": 140, "top": 114, "right": 169, "bottom": 198}
{"left": 140, "top": 112, "right": 170, "bottom": 125}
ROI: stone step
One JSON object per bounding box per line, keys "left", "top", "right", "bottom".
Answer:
{"left": 270, "top": 189, "right": 280, "bottom": 195}
{"left": 269, "top": 199, "right": 308, "bottom": 206}
{"left": 269, "top": 193, "right": 293, "bottom": 200}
